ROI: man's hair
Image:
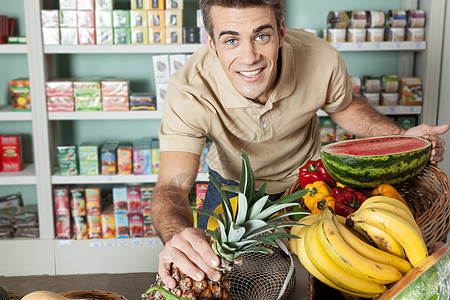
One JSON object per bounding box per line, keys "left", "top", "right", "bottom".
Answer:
{"left": 199, "top": 0, "right": 285, "bottom": 41}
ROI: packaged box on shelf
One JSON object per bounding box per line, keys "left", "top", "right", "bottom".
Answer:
{"left": 95, "top": 0, "right": 114, "bottom": 10}
{"left": 114, "top": 27, "right": 131, "bottom": 44}
{"left": 151, "top": 139, "right": 160, "bottom": 174}
{"left": 399, "top": 77, "right": 423, "bottom": 105}
{"left": 61, "top": 28, "right": 78, "bottom": 45}
{"left": 102, "top": 96, "right": 129, "bottom": 111}
{"left": 131, "top": 27, "right": 149, "bottom": 44}
{"left": 96, "top": 27, "right": 113, "bottom": 45}
{"left": 101, "top": 79, "right": 129, "bottom": 110}
{"left": 196, "top": 9, "right": 204, "bottom": 27}
{"left": 169, "top": 54, "right": 186, "bottom": 75}
{"left": 70, "top": 187, "right": 86, "bottom": 216}
{"left": 77, "top": 0, "right": 95, "bottom": 10}
{"left": 74, "top": 79, "right": 101, "bottom": 97}
{"left": 131, "top": 0, "right": 147, "bottom": 10}
{"left": 101, "top": 213, "right": 115, "bottom": 238}
{"left": 381, "top": 93, "right": 399, "bottom": 106}
{"left": 95, "top": 10, "right": 113, "bottom": 27}
{"left": 114, "top": 212, "right": 129, "bottom": 238}
{"left": 57, "top": 145, "right": 77, "bottom": 162}
{"left": 101, "top": 142, "right": 118, "bottom": 175}
{"left": 406, "top": 28, "right": 425, "bottom": 41}
{"left": 149, "top": 28, "right": 165, "bottom": 44}
{"left": 87, "top": 215, "right": 102, "bottom": 238}
{"left": 165, "top": 10, "right": 182, "bottom": 28}
{"left": 75, "top": 96, "right": 102, "bottom": 111}
{"left": 320, "top": 118, "right": 336, "bottom": 144}
{"left": 133, "top": 138, "right": 152, "bottom": 175}
{"left": 166, "top": 0, "right": 183, "bottom": 10}
{"left": 143, "top": 208, "right": 156, "bottom": 237}
{"left": 79, "top": 159, "right": 100, "bottom": 175}
{"left": 148, "top": 0, "right": 165, "bottom": 10}
{"left": 59, "top": 160, "right": 78, "bottom": 175}
{"left": 156, "top": 82, "right": 167, "bottom": 109}
{"left": 117, "top": 146, "right": 133, "bottom": 174}
{"left": 79, "top": 142, "right": 100, "bottom": 161}
{"left": 148, "top": 10, "right": 165, "bottom": 28}
{"left": 43, "top": 28, "right": 60, "bottom": 45}
{"left": 366, "top": 28, "right": 384, "bottom": 42}
{"left": 129, "top": 212, "right": 143, "bottom": 237}
{"left": 327, "top": 28, "right": 346, "bottom": 42}
{"left": 183, "top": 27, "right": 200, "bottom": 44}
{"left": 113, "top": 185, "right": 128, "bottom": 213}
{"left": 166, "top": 27, "right": 182, "bottom": 44}
{"left": 196, "top": 183, "right": 207, "bottom": 210}
{"left": 53, "top": 186, "right": 71, "bottom": 216}
{"left": 78, "top": 27, "right": 96, "bottom": 44}
{"left": 363, "top": 93, "right": 380, "bottom": 106}
{"left": 10, "top": 79, "right": 31, "bottom": 111}
{"left": 72, "top": 215, "right": 88, "bottom": 240}
{"left": 41, "top": 10, "right": 59, "bottom": 28}
{"left": 46, "top": 79, "right": 74, "bottom": 98}
{"left": 140, "top": 186, "right": 153, "bottom": 209}
{"left": 129, "top": 93, "right": 157, "bottom": 110}
{"left": 397, "top": 116, "right": 417, "bottom": 129}
{"left": 0, "top": 135, "right": 24, "bottom": 172}
{"left": 77, "top": 10, "right": 95, "bottom": 28}
{"left": 85, "top": 186, "right": 101, "bottom": 215}
{"left": 60, "top": 0, "right": 77, "bottom": 10}
{"left": 48, "top": 97, "right": 75, "bottom": 111}
{"left": 113, "top": 10, "right": 130, "bottom": 28}
{"left": 60, "top": 10, "right": 77, "bottom": 27}
{"left": 57, "top": 145, "right": 78, "bottom": 175}
{"left": 152, "top": 55, "right": 170, "bottom": 83}
{"left": 56, "top": 215, "right": 71, "bottom": 239}
{"left": 385, "top": 27, "right": 405, "bottom": 41}
{"left": 346, "top": 28, "right": 365, "bottom": 42}
{"left": 130, "top": 10, "right": 148, "bottom": 27}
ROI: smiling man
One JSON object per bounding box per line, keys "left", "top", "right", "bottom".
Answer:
{"left": 151, "top": 0, "right": 448, "bottom": 289}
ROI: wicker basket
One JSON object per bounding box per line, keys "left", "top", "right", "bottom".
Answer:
{"left": 282, "top": 164, "right": 450, "bottom": 247}
{"left": 59, "top": 290, "right": 127, "bottom": 299}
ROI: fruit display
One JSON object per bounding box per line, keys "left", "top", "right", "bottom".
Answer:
{"left": 143, "top": 150, "right": 308, "bottom": 300}
{"left": 290, "top": 195, "right": 429, "bottom": 298}
{"left": 320, "top": 135, "right": 431, "bottom": 188}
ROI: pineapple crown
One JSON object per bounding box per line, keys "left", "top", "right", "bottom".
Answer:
{"left": 197, "top": 150, "right": 309, "bottom": 262}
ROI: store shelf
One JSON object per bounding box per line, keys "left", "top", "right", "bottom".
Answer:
{"left": 0, "top": 164, "right": 37, "bottom": 185}
{"left": 44, "top": 44, "right": 204, "bottom": 54}
{"left": 317, "top": 105, "right": 422, "bottom": 117}
{"left": 52, "top": 172, "right": 209, "bottom": 184}
{"left": 54, "top": 237, "right": 164, "bottom": 274}
{"left": 48, "top": 110, "right": 162, "bottom": 120}
{"left": 0, "top": 44, "right": 27, "bottom": 54}
{"left": 330, "top": 41, "right": 426, "bottom": 51}
{"left": 0, "top": 105, "right": 32, "bottom": 121}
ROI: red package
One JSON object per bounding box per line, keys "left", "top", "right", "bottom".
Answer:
{"left": 87, "top": 215, "right": 102, "bottom": 239}
{"left": 0, "top": 16, "right": 7, "bottom": 44}
{"left": 47, "top": 97, "right": 75, "bottom": 112}
{"left": 56, "top": 215, "right": 71, "bottom": 239}
{"left": 53, "top": 186, "right": 70, "bottom": 216}
{"left": 0, "top": 135, "right": 23, "bottom": 172}
{"left": 85, "top": 186, "right": 101, "bottom": 215}
{"left": 46, "top": 80, "right": 74, "bottom": 97}
{"left": 7, "top": 18, "right": 15, "bottom": 37}
{"left": 129, "top": 212, "right": 143, "bottom": 238}
{"left": 127, "top": 186, "right": 141, "bottom": 212}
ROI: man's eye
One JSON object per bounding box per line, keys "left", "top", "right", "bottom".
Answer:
{"left": 256, "top": 34, "right": 268, "bottom": 41}
{"left": 226, "top": 39, "right": 238, "bottom": 45}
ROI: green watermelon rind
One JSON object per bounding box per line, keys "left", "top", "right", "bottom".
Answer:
{"left": 320, "top": 136, "right": 431, "bottom": 189}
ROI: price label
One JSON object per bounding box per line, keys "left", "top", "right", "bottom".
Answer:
{"left": 117, "top": 240, "right": 129, "bottom": 247}
{"left": 59, "top": 240, "right": 72, "bottom": 246}
{"left": 132, "top": 239, "right": 143, "bottom": 246}
{"left": 103, "top": 241, "right": 115, "bottom": 247}
{"left": 145, "top": 239, "right": 157, "bottom": 245}
{"left": 89, "top": 241, "right": 102, "bottom": 248}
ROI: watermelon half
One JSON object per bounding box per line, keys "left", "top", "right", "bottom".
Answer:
{"left": 320, "top": 135, "right": 431, "bottom": 189}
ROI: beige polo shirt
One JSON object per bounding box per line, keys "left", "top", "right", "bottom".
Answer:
{"left": 159, "top": 29, "right": 353, "bottom": 194}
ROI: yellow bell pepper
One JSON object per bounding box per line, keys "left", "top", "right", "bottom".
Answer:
{"left": 372, "top": 184, "right": 409, "bottom": 207}
{"left": 304, "top": 181, "right": 335, "bottom": 214}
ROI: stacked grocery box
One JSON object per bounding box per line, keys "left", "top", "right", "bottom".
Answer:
{"left": 10, "top": 79, "right": 31, "bottom": 111}
{"left": 0, "top": 135, "right": 24, "bottom": 172}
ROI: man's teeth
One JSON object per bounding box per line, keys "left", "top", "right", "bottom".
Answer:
{"left": 239, "top": 69, "right": 262, "bottom": 77}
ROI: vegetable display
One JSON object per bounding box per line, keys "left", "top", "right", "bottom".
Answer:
{"left": 299, "top": 159, "right": 335, "bottom": 189}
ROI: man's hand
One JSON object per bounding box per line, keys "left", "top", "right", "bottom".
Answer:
{"left": 405, "top": 124, "right": 450, "bottom": 165}
{"left": 158, "top": 227, "right": 221, "bottom": 289}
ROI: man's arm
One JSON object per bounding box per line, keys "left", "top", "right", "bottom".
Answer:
{"left": 328, "top": 95, "right": 406, "bottom": 137}
{"left": 329, "top": 95, "right": 449, "bottom": 164}
{"left": 151, "top": 151, "right": 221, "bottom": 289}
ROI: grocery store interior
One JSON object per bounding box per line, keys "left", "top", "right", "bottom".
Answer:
{"left": 1, "top": 0, "right": 450, "bottom": 299}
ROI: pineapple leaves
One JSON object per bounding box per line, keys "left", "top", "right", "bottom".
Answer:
{"left": 235, "top": 193, "right": 248, "bottom": 225}
{"left": 239, "top": 150, "right": 255, "bottom": 203}
{"left": 209, "top": 174, "right": 233, "bottom": 225}
{"left": 228, "top": 223, "right": 246, "bottom": 243}
{"left": 248, "top": 194, "right": 270, "bottom": 220}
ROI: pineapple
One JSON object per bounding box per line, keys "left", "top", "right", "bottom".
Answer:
{"left": 144, "top": 150, "right": 308, "bottom": 300}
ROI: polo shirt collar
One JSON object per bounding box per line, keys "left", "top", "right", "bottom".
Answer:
{"left": 215, "top": 40, "right": 296, "bottom": 109}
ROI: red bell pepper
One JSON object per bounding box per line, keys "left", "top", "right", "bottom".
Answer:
{"left": 299, "top": 159, "right": 335, "bottom": 189}
{"left": 332, "top": 186, "right": 368, "bottom": 217}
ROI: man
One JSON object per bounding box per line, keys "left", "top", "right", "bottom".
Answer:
{"left": 151, "top": 0, "right": 449, "bottom": 289}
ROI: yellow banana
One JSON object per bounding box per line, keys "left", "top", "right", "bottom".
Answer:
{"left": 295, "top": 222, "right": 380, "bottom": 298}
{"left": 359, "top": 196, "right": 414, "bottom": 218}
{"left": 352, "top": 221, "right": 406, "bottom": 259}
{"left": 289, "top": 214, "right": 318, "bottom": 254}
{"left": 348, "top": 208, "right": 429, "bottom": 267}
{"left": 336, "top": 215, "right": 372, "bottom": 243}
{"left": 361, "top": 201, "right": 421, "bottom": 234}
{"left": 304, "top": 215, "right": 386, "bottom": 295}
{"left": 334, "top": 215, "right": 413, "bottom": 274}
{"left": 318, "top": 209, "right": 402, "bottom": 284}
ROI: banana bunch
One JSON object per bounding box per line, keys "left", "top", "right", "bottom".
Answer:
{"left": 289, "top": 195, "right": 428, "bottom": 298}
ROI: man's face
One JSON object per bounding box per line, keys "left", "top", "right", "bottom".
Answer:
{"left": 206, "top": 5, "right": 285, "bottom": 104}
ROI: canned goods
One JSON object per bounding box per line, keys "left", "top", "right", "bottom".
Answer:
{"left": 381, "top": 75, "right": 399, "bottom": 93}
{"left": 406, "top": 28, "right": 425, "bottom": 41}
{"left": 407, "top": 10, "right": 426, "bottom": 28}
{"left": 348, "top": 11, "right": 367, "bottom": 29}
{"left": 327, "top": 11, "right": 349, "bottom": 29}
{"left": 387, "top": 10, "right": 407, "bottom": 28}
{"left": 366, "top": 10, "right": 385, "bottom": 28}
{"left": 347, "top": 29, "right": 366, "bottom": 42}
{"left": 362, "top": 75, "right": 381, "bottom": 94}
{"left": 381, "top": 93, "right": 399, "bottom": 106}
{"left": 327, "top": 29, "right": 346, "bottom": 42}
{"left": 366, "top": 28, "right": 384, "bottom": 42}
{"left": 384, "top": 27, "right": 405, "bottom": 42}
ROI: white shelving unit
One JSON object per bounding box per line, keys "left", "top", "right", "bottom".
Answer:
{"left": 317, "top": 105, "right": 422, "bottom": 117}
{"left": 1, "top": 0, "right": 446, "bottom": 277}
